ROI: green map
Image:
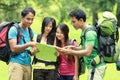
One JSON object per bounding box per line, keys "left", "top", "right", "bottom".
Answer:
{"left": 36, "top": 43, "right": 57, "bottom": 62}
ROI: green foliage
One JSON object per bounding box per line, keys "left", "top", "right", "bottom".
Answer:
{"left": 0, "top": 0, "right": 29, "bottom": 22}
{"left": 0, "top": 0, "right": 119, "bottom": 25}
{"left": 99, "top": 0, "right": 116, "bottom": 11}
{"left": 0, "top": 1, "right": 120, "bottom": 80}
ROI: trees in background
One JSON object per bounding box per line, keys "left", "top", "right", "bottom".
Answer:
{"left": 0, "top": 0, "right": 120, "bottom": 27}
{"left": 116, "top": 0, "right": 120, "bottom": 27}
{"left": 0, "top": 0, "right": 30, "bottom": 22}
{"left": 79, "top": 0, "right": 116, "bottom": 26}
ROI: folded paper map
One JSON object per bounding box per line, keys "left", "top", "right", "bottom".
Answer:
{"left": 36, "top": 43, "right": 57, "bottom": 62}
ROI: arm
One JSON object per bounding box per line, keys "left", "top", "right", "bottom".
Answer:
{"left": 73, "top": 45, "right": 82, "bottom": 50}
{"left": 56, "top": 31, "right": 96, "bottom": 57}
{"left": 8, "top": 26, "right": 37, "bottom": 54}
{"left": 73, "top": 55, "right": 79, "bottom": 80}
{"left": 64, "top": 45, "right": 82, "bottom": 50}
{"left": 56, "top": 45, "right": 93, "bottom": 57}
{"left": 9, "top": 38, "right": 37, "bottom": 53}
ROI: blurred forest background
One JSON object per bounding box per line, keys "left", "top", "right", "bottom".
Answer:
{"left": 1, "top": 0, "right": 120, "bottom": 80}
{"left": 0, "top": 0, "right": 120, "bottom": 30}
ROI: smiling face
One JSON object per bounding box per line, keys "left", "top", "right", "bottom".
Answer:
{"left": 44, "top": 22, "right": 53, "bottom": 35}
{"left": 21, "top": 12, "right": 35, "bottom": 27}
{"left": 56, "top": 27, "right": 65, "bottom": 41}
{"left": 55, "top": 23, "right": 69, "bottom": 47}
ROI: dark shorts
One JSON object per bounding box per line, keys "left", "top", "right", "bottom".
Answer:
{"left": 59, "top": 75, "right": 74, "bottom": 80}
{"left": 33, "top": 69, "right": 59, "bottom": 80}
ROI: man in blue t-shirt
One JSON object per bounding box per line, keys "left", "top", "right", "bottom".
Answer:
{"left": 8, "top": 7, "right": 37, "bottom": 80}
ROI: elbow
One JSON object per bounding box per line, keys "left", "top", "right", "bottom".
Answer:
{"left": 85, "top": 51, "right": 91, "bottom": 57}
{"left": 11, "top": 48, "right": 16, "bottom": 53}
{"left": 10, "top": 47, "right": 17, "bottom": 53}
{"left": 86, "top": 53, "right": 91, "bottom": 57}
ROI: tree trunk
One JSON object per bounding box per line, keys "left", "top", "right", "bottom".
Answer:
{"left": 92, "top": 11, "right": 98, "bottom": 26}
{"left": 116, "top": 0, "right": 120, "bottom": 27}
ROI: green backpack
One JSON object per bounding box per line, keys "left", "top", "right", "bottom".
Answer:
{"left": 82, "top": 11, "right": 119, "bottom": 64}
{"left": 97, "top": 11, "right": 119, "bottom": 63}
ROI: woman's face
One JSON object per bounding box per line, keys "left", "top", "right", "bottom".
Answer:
{"left": 44, "top": 22, "right": 53, "bottom": 35}
{"left": 56, "top": 28, "right": 64, "bottom": 41}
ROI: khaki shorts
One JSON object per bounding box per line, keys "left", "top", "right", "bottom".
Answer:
{"left": 88, "top": 65, "right": 106, "bottom": 80}
{"left": 8, "top": 62, "right": 32, "bottom": 80}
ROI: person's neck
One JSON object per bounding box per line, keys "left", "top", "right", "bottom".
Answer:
{"left": 43, "top": 33, "right": 48, "bottom": 38}
{"left": 61, "top": 39, "right": 65, "bottom": 47}
{"left": 81, "top": 23, "right": 87, "bottom": 30}
{"left": 19, "top": 22, "right": 27, "bottom": 30}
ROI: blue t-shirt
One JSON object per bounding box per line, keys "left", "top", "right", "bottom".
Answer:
{"left": 8, "top": 26, "right": 34, "bottom": 66}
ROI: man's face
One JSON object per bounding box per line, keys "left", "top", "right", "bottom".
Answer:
{"left": 70, "top": 17, "right": 82, "bottom": 30}
{"left": 22, "top": 12, "right": 35, "bottom": 27}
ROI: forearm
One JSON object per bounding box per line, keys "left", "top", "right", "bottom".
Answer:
{"left": 74, "top": 46, "right": 82, "bottom": 50}
{"left": 74, "top": 55, "right": 79, "bottom": 76}
{"left": 71, "top": 49, "right": 90, "bottom": 56}
{"left": 11, "top": 42, "right": 31, "bottom": 53}
{"left": 56, "top": 45, "right": 92, "bottom": 56}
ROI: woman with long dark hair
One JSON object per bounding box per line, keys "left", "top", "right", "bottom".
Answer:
{"left": 33, "top": 17, "right": 57, "bottom": 80}
{"left": 55, "top": 23, "right": 79, "bottom": 80}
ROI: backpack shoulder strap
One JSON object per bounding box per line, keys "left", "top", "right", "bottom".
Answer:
{"left": 80, "top": 27, "right": 98, "bottom": 50}
{"left": 28, "top": 27, "right": 33, "bottom": 41}
{"left": 36, "top": 34, "right": 41, "bottom": 42}
{"left": 13, "top": 23, "right": 22, "bottom": 43}
{"left": 82, "top": 27, "right": 97, "bottom": 39}
{"left": 80, "top": 27, "right": 97, "bottom": 45}
{"left": 13, "top": 23, "right": 33, "bottom": 43}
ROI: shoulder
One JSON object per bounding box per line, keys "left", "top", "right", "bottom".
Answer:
{"left": 86, "top": 31, "right": 97, "bottom": 39}
{"left": 84, "top": 26, "right": 97, "bottom": 39}
{"left": 8, "top": 26, "right": 18, "bottom": 39}
{"left": 86, "top": 30, "right": 97, "bottom": 36}
{"left": 9, "top": 26, "right": 18, "bottom": 33}
{"left": 85, "top": 25, "right": 97, "bottom": 36}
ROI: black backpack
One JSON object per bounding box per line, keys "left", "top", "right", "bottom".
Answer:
{"left": 0, "top": 22, "right": 32, "bottom": 63}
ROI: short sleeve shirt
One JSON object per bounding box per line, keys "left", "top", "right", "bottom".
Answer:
{"left": 81, "top": 25, "right": 105, "bottom": 69}
{"left": 8, "top": 26, "right": 34, "bottom": 66}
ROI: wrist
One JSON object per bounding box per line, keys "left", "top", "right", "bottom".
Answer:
{"left": 27, "top": 42, "right": 32, "bottom": 47}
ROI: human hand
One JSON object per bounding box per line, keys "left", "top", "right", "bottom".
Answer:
{"left": 55, "top": 46, "right": 72, "bottom": 54}
{"left": 31, "top": 47, "right": 39, "bottom": 55}
{"left": 55, "top": 47, "right": 64, "bottom": 52}
{"left": 73, "top": 75, "right": 79, "bottom": 80}
{"left": 54, "top": 52, "right": 60, "bottom": 56}
{"left": 64, "top": 45, "right": 76, "bottom": 50}
{"left": 29, "top": 42, "right": 37, "bottom": 48}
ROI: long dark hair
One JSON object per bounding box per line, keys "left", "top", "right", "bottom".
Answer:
{"left": 56, "top": 23, "right": 73, "bottom": 63}
{"left": 56, "top": 23, "right": 69, "bottom": 47}
{"left": 41, "top": 17, "right": 56, "bottom": 45}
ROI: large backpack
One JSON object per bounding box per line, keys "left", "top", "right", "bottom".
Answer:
{"left": 82, "top": 11, "right": 119, "bottom": 63}
{"left": 97, "top": 11, "right": 119, "bottom": 63}
{"left": 0, "top": 22, "right": 32, "bottom": 63}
